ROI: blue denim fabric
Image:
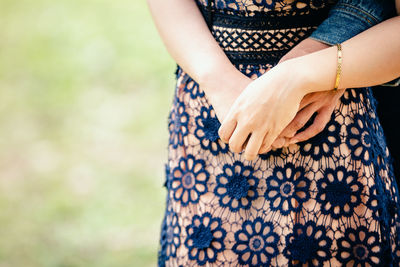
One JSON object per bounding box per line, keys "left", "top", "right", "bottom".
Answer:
{"left": 310, "top": 0, "right": 396, "bottom": 45}
{"left": 310, "top": 0, "right": 398, "bottom": 85}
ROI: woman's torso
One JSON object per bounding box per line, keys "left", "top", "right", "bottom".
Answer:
{"left": 160, "top": 1, "right": 400, "bottom": 266}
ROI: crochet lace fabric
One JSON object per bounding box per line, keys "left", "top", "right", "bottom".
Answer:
{"left": 158, "top": 0, "right": 400, "bottom": 266}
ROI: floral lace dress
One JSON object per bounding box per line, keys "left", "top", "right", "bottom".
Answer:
{"left": 157, "top": 0, "right": 400, "bottom": 266}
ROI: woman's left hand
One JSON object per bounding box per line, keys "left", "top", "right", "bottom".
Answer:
{"left": 218, "top": 60, "right": 309, "bottom": 161}
{"left": 264, "top": 89, "right": 345, "bottom": 153}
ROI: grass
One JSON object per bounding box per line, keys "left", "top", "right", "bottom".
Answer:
{"left": 0, "top": 0, "right": 175, "bottom": 266}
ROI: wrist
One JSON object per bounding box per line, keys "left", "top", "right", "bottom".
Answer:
{"left": 196, "top": 61, "right": 240, "bottom": 87}
{"left": 198, "top": 67, "right": 251, "bottom": 98}
{"left": 277, "top": 59, "right": 314, "bottom": 97}
{"left": 290, "top": 46, "right": 338, "bottom": 94}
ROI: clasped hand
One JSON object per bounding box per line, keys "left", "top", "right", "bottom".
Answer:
{"left": 213, "top": 38, "right": 345, "bottom": 160}
{"left": 218, "top": 60, "right": 308, "bottom": 161}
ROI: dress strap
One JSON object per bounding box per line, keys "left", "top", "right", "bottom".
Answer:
{"left": 206, "top": 0, "right": 214, "bottom": 31}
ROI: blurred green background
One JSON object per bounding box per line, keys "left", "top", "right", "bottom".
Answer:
{"left": 0, "top": 0, "right": 175, "bottom": 266}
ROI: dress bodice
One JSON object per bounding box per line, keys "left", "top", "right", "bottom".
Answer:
{"left": 194, "top": 0, "right": 337, "bottom": 65}
{"left": 196, "top": 0, "right": 336, "bottom": 15}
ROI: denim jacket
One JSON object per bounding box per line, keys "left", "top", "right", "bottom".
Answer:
{"left": 310, "top": 0, "right": 399, "bottom": 86}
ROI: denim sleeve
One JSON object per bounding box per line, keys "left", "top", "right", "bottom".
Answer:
{"left": 310, "top": 0, "right": 396, "bottom": 46}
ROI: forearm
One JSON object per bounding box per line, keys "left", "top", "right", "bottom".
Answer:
{"left": 146, "top": 0, "right": 243, "bottom": 89}
{"left": 295, "top": 16, "right": 400, "bottom": 94}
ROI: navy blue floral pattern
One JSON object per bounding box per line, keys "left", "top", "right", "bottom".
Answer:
{"left": 158, "top": 0, "right": 400, "bottom": 266}
{"left": 346, "top": 114, "right": 374, "bottom": 165}
{"left": 340, "top": 88, "right": 362, "bottom": 105}
{"left": 194, "top": 106, "right": 229, "bottom": 155}
{"left": 168, "top": 101, "right": 189, "bottom": 149}
{"left": 253, "top": 0, "right": 281, "bottom": 8}
{"left": 185, "top": 213, "right": 226, "bottom": 265}
{"left": 298, "top": 120, "right": 341, "bottom": 161}
{"left": 232, "top": 218, "right": 279, "bottom": 266}
{"left": 183, "top": 76, "right": 205, "bottom": 99}
{"left": 265, "top": 163, "right": 310, "bottom": 215}
{"left": 214, "top": 161, "right": 259, "bottom": 212}
{"left": 171, "top": 155, "right": 209, "bottom": 206}
{"left": 316, "top": 166, "right": 363, "bottom": 219}
{"left": 366, "top": 185, "right": 380, "bottom": 220}
{"left": 284, "top": 221, "right": 332, "bottom": 266}
{"left": 215, "top": 0, "right": 240, "bottom": 10}
{"left": 160, "top": 212, "right": 181, "bottom": 261}
{"left": 259, "top": 147, "right": 286, "bottom": 160}
{"left": 336, "top": 226, "right": 382, "bottom": 266}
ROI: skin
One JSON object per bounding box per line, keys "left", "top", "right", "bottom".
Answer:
{"left": 274, "top": 0, "right": 400, "bottom": 148}
{"left": 219, "top": 13, "right": 400, "bottom": 161}
{"left": 226, "top": 39, "right": 353, "bottom": 154}
{"left": 148, "top": 0, "right": 400, "bottom": 162}
{"left": 146, "top": 0, "right": 337, "bottom": 130}
{"left": 147, "top": 0, "right": 252, "bottom": 123}
{"left": 261, "top": 38, "right": 345, "bottom": 153}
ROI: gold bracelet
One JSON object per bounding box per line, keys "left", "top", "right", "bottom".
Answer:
{"left": 334, "top": 43, "right": 342, "bottom": 91}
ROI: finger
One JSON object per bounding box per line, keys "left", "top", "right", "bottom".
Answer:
{"left": 241, "top": 134, "right": 251, "bottom": 150}
{"left": 289, "top": 107, "right": 332, "bottom": 144}
{"left": 243, "top": 131, "right": 265, "bottom": 161}
{"left": 259, "top": 147, "right": 268, "bottom": 155}
{"left": 271, "top": 137, "right": 286, "bottom": 149}
{"left": 283, "top": 137, "right": 292, "bottom": 147}
{"left": 228, "top": 124, "right": 251, "bottom": 154}
{"left": 280, "top": 103, "right": 318, "bottom": 138}
{"left": 260, "top": 136, "right": 286, "bottom": 154}
{"left": 299, "top": 91, "right": 326, "bottom": 110}
{"left": 258, "top": 130, "right": 279, "bottom": 154}
{"left": 299, "top": 94, "right": 318, "bottom": 110}
{"left": 218, "top": 118, "right": 237, "bottom": 144}
{"left": 259, "top": 141, "right": 270, "bottom": 154}
{"left": 298, "top": 95, "right": 313, "bottom": 110}
{"left": 258, "top": 132, "right": 270, "bottom": 154}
